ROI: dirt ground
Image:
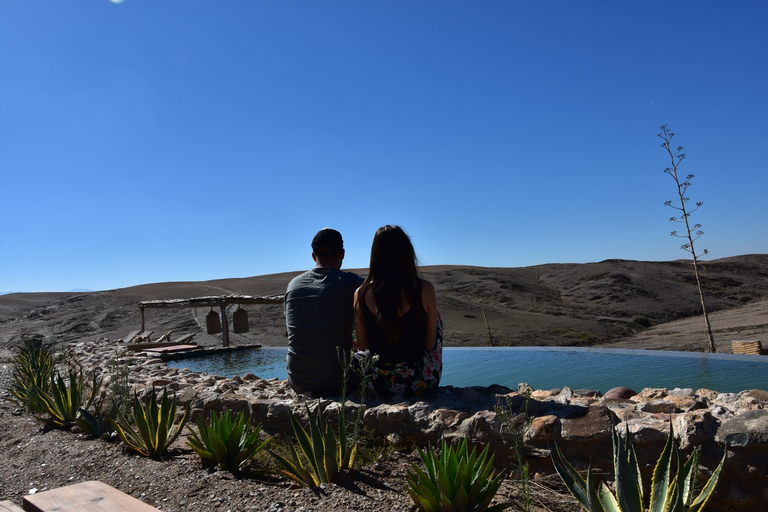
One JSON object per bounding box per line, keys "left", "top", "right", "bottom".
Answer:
{"left": 0, "top": 362, "right": 578, "bottom": 511}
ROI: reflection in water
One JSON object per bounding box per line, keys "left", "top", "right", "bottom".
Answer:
{"left": 167, "top": 347, "right": 768, "bottom": 393}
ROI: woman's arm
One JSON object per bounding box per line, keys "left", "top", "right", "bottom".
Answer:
{"left": 354, "top": 287, "right": 369, "bottom": 351}
{"left": 422, "top": 280, "right": 437, "bottom": 351}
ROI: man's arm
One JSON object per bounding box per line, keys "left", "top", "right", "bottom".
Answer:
{"left": 353, "top": 287, "right": 369, "bottom": 350}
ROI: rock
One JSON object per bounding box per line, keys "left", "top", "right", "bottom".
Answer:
{"left": 716, "top": 410, "right": 768, "bottom": 446}
{"left": 623, "top": 415, "right": 669, "bottom": 444}
{"left": 639, "top": 399, "right": 677, "bottom": 414}
{"left": 744, "top": 389, "right": 768, "bottom": 401}
{"left": 604, "top": 387, "right": 637, "bottom": 399}
{"left": 560, "top": 406, "right": 616, "bottom": 442}
{"left": 674, "top": 409, "right": 720, "bottom": 450}
{"left": 663, "top": 393, "right": 707, "bottom": 412}
{"left": 526, "top": 414, "right": 559, "bottom": 443}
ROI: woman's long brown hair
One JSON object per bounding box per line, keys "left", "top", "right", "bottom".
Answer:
{"left": 357, "top": 225, "right": 425, "bottom": 345}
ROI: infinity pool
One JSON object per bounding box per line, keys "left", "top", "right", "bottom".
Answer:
{"left": 167, "top": 346, "right": 768, "bottom": 394}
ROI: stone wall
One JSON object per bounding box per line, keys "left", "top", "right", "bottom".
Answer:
{"left": 75, "top": 340, "right": 768, "bottom": 511}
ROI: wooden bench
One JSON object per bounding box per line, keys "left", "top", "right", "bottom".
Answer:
{"left": 22, "top": 481, "right": 157, "bottom": 512}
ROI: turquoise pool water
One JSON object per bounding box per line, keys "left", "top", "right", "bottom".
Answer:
{"left": 166, "top": 346, "right": 768, "bottom": 394}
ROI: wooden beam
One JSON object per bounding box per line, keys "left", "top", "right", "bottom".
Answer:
{"left": 220, "top": 301, "right": 229, "bottom": 348}
{"left": 138, "top": 294, "right": 284, "bottom": 309}
{"left": 137, "top": 295, "right": 284, "bottom": 341}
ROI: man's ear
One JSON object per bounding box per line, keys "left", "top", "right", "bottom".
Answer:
{"left": 312, "top": 252, "right": 318, "bottom": 262}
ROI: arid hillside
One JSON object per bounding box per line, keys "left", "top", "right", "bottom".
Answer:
{"left": 1, "top": 254, "right": 767, "bottom": 353}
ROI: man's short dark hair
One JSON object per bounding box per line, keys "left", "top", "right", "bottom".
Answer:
{"left": 312, "top": 228, "right": 344, "bottom": 255}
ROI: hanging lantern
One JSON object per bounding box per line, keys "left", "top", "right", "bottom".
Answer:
{"left": 232, "top": 306, "right": 249, "bottom": 333}
{"left": 206, "top": 309, "right": 222, "bottom": 334}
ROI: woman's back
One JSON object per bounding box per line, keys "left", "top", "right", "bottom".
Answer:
{"left": 361, "top": 279, "right": 427, "bottom": 364}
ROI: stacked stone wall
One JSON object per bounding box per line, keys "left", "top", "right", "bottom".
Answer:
{"left": 72, "top": 340, "right": 768, "bottom": 511}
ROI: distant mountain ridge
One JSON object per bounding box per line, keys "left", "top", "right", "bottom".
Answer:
{"left": 1, "top": 254, "right": 767, "bottom": 353}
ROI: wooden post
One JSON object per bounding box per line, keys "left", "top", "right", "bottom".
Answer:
{"left": 219, "top": 300, "right": 229, "bottom": 348}
{"left": 140, "top": 305, "right": 145, "bottom": 333}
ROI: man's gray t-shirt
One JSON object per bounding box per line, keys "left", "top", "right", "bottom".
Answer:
{"left": 285, "top": 267, "right": 364, "bottom": 394}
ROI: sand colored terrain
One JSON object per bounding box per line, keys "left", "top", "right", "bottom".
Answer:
{"left": 1, "top": 254, "right": 767, "bottom": 353}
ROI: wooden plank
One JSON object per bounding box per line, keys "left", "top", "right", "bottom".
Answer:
{"left": 120, "top": 330, "right": 142, "bottom": 344}
{"left": 141, "top": 344, "right": 200, "bottom": 354}
{"left": 175, "top": 332, "right": 196, "bottom": 344}
{"left": 139, "top": 294, "right": 284, "bottom": 309}
{"left": 0, "top": 500, "right": 24, "bottom": 512}
{"left": 155, "top": 330, "right": 174, "bottom": 343}
{"left": 23, "top": 481, "right": 157, "bottom": 512}
{"left": 126, "top": 340, "right": 179, "bottom": 351}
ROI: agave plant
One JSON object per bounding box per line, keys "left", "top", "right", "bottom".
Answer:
{"left": 270, "top": 402, "right": 356, "bottom": 487}
{"left": 552, "top": 422, "right": 726, "bottom": 512}
{"left": 113, "top": 386, "right": 189, "bottom": 458}
{"left": 407, "top": 438, "right": 507, "bottom": 512}
{"left": 6, "top": 337, "right": 55, "bottom": 413}
{"left": 187, "top": 409, "right": 273, "bottom": 472}
{"left": 33, "top": 368, "right": 102, "bottom": 429}
{"left": 76, "top": 404, "right": 117, "bottom": 439}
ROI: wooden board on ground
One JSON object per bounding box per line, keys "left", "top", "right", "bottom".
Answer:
{"left": 0, "top": 500, "right": 23, "bottom": 512}
{"left": 23, "top": 481, "right": 157, "bottom": 512}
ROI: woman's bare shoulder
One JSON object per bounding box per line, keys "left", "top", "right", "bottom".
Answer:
{"left": 420, "top": 279, "right": 436, "bottom": 298}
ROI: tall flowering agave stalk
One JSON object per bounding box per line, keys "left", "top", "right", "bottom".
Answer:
{"left": 553, "top": 422, "right": 726, "bottom": 512}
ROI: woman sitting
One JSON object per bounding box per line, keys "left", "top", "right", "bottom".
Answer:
{"left": 354, "top": 225, "right": 442, "bottom": 398}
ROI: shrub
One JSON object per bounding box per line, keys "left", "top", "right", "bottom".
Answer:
{"left": 6, "top": 336, "right": 55, "bottom": 413}
{"left": 552, "top": 422, "right": 726, "bottom": 511}
{"left": 187, "top": 409, "right": 272, "bottom": 473}
{"left": 76, "top": 404, "right": 118, "bottom": 439}
{"left": 407, "top": 438, "right": 507, "bottom": 512}
{"left": 633, "top": 316, "right": 652, "bottom": 328}
{"left": 270, "top": 402, "right": 356, "bottom": 487}
{"left": 33, "top": 368, "right": 102, "bottom": 429}
{"left": 113, "top": 386, "right": 189, "bottom": 458}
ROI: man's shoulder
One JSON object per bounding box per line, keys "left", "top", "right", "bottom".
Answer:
{"left": 286, "top": 270, "right": 315, "bottom": 293}
{"left": 286, "top": 268, "right": 362, "bottom": 291}
{"left": 339, "top": 269, "right": 364, "bottom": 283}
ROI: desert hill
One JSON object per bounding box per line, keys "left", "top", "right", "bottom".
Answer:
{"left": 1, "top": 254, "right": 767, "bottom": 353}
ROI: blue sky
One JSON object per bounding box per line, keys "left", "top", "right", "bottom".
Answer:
{"left": 2, "top": 1, "right": 767, "bottom": 292}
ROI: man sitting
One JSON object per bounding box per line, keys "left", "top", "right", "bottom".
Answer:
{"left": 284, "top": 228, "right": 364, "bottom": 396}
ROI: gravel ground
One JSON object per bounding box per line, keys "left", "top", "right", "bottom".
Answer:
{"left": 0, "top": 360, "right": 578, "bottom": 512}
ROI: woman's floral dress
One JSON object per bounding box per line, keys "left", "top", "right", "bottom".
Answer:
{"left": 368, "top": 313, "right": 443, "bottom": 399}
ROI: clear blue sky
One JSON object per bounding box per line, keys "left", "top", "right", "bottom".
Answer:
{"left": 2, "top": 1, "right": 767, "bottom": 292}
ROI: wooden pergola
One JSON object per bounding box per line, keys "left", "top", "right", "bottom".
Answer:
{"left": 139, "top": 294, "right": 284, "bottom": 348}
